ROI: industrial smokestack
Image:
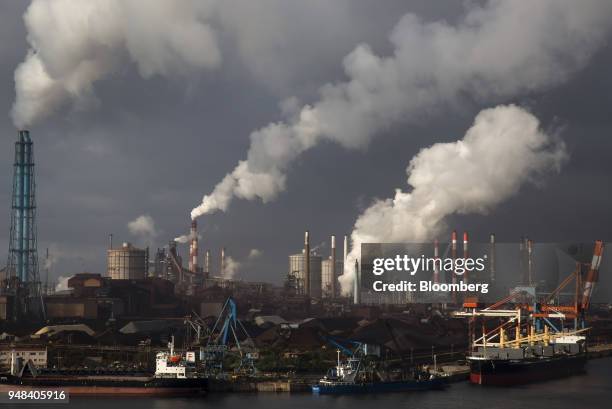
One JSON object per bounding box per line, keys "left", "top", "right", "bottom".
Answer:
{"left": 489, "top": 233, "right": 496, "bottom": 283}
{"left": 205, "top": 250, "right": 211, "bottom": 274}
{"left": 331, "top": 235, "right": 336, "bottom": 299}
{"left": 220, "top": 247, "right": 226, "bottom": 277}
{"left": 451, "top": 230, "right": 457, "bottom": 303}
{"left": 189, "top": 220, "right": 198, "bottom": 272}
{"left": 433, "top": 239, "right": 440, "bottom": 284}
{"left": 353, "top": 259, "right": 360, "bottom": 305}
{"left": 519, "top": 236, "right": 526, "bottom": 285}
{"left": 304, "top": 231, "right": 310, "bottom": 296}
{"left": 581, "top": 240, "right": 605, "bottom": 310}
{"left": 451, "top": 230, "right": 457, "bottom": 280}
{"left": 463, "top": 231, "right": 469, "bottom": 283}
{"left": 527, "top": 238, "right": 533, "bottom": 286}
{"left": 343, "top": 235, "right": 348, "bottom": 273}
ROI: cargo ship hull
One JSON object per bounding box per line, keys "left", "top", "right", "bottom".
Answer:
{"left": 469, "top": 354, "right": 587, "bottom": 386}
{"left": 312, "top": 377, "right": 446, "bottom": 394}
{"left": 0, "top": 375, "right": 208, "bottom": 396}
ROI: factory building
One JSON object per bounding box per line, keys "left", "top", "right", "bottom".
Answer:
{"left": 288, "top": 252, "right": 322, "bottom": 298}
{"left": 321, "top": 258, "right": 343, "bottom": 298}
{"left": 0, "top": 346, "right": 47, "bottom": 370}
{"left": 43, "top": 273, "right": 181, "bottom": 320}
{"left": 107, "top": 242, "right": 148, "bottom": 279}
{"left": 151, "top": 241, "right": 183, "bottom": 283}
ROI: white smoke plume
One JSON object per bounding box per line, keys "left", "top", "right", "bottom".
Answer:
{"left": 12, "top": 0, "right": 220, "bottom": 128}
{"left": 43, "top": 243, "right": 62, "bottom": 271}
{"left": 338, "top": 105, "right": 567, "bottom": 294}
{"left": 222, "top": 256, "right": 241, "bottom": 279}
{"left": 174, "top": 232, "right": 195, "bottom": 244}
{"left": 248, "top": 249, "right": 262, "bottom": 259}
{"left": 128, "top": 214, "right": 159, "bottom": 243}
{"left": 174, "top": 229, "right": 202, "bottom": 244}
{"left": 55, "top": 275, "right": 71, "bottom": 292}
{"left": 191, "top": 0, "right": 612, "bottom": 219}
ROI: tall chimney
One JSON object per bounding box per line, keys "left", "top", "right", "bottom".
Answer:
{"left": 220, "top": 247, "right": 226, "bottom": 277}
{"left": 463, "top": 231, "right": 469, "bottom": 283}
{"left": 205, "top": 250, "right": 211, "bottom": 274}
{"left": 519, "top": 236, "right": 526, "bottom": 285}
{"left": 451, "top": 230, "right": 457, "bottom": 303}
{"left": 433, "top": 239, "right": 440, "bottom": 284}
{"left": 189, "top": 220, "right": 198, "bottom": 272}
{"left": 489, "top": 233, "right": 496, "bottom": 283}
{"left": 304, "top": 231, "right": 311, "bottom": 296}
{"left": 343, "top": 235, "right": 349, "bottom": 274}
{"left": 353, "top": 259, "right": 360, "bottom": 304}
{"left": 330, "top": 235, "right": 336, "bottom": 298}
{"left": 527, "top": 239, "right": 533, "bottom": 286}
{"left": 581, "top": 240, "right": 605, "bottom": 310}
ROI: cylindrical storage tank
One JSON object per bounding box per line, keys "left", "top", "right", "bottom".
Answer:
{"left": 107, "top": 242, "right": 147, "bottom": 279}
{"left": 322, "top": 258, "right": 343, "bottom": 298}
{"left": 289, "top": 252, "right": 322, "bottom": 298}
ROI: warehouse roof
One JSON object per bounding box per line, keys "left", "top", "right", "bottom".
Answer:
{"left": 34, "top": 324, "right": 95, "bottom": 337}
{"left": 119, "top": 319, "right": 184, "bottom": 335}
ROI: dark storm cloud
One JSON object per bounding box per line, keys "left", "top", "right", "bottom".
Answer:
{"left": 0, "top": 0, "right": 611, "bottom": 301}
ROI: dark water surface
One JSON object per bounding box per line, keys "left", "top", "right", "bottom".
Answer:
{"left": 10, "top": 357, "right": 612, "bottom": 409}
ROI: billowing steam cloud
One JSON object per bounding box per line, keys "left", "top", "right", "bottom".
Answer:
{"left": 174, "top": 232, "right": 194, "bottom": 244}
{"left": 191, "top": 0, "right": 612, "bottom": 219}
{"left": 248, "top": 249, "right": 262, "bottom": 259}
{"left": 12, "top": 0, "right": 220, "bottom": 128}
{"left": 128, "top": 214, "right": 159, "bottom": 243}
{"left": 222, "top": 256, "right": 241, "bottom": 279}
{"left": 43, "top": 243, "right": 62, "bottom": 271}
{"left": 339, "top": 105, "right": 567, "bottom": 293}
{"left": 219, "top": 249, "right": 261, "bottom": 278}
{"left": 55, "top": 275, "right": 71, "bottom": 292}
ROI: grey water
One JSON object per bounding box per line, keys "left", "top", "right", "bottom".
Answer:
{"left": 11, "top": 357, "right": 612, "bottom": 409}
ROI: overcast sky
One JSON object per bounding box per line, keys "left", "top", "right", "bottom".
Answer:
{"left": 0, "top": 1, "right": 611, "bottom": 291}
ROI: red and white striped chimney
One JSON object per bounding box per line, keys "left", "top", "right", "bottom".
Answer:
{"left": 582, "top": 240, "right": 604, "bottom": 310}
{"left": 189, "top": 220, "right": 198, "bottom": 272}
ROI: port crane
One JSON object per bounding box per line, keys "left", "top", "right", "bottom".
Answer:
{"left": 200, "top": 297, "right": 258, "bottom": 377}
{"left": 454, "top": 240, "right": 604, "bottom": 350}
{"left": 184, "top": 310, "right": 210, "bottom": 347}
{"left": 321, "top": 335, "right": 363, "bottom": 357}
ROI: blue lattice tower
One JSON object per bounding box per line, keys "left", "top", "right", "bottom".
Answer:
{"left": 5, "top": 130, "right": 42, "bottom": 319}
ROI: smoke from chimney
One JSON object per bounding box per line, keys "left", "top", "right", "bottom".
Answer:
{"left": 338, "top": 105, "right": 567, "bottom": 294}
{"left": 190, "top": 1, "right": 611, "bottom": 220}
{"left": 12, "top": 0, "right": 221, "bottom": 128}
{"left": 127, "top": 214, "right": 159, "bottom": 245}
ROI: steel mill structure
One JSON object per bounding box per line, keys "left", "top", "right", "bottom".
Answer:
{"left": 4, "top": 130, "right": 43, "bottom": 319}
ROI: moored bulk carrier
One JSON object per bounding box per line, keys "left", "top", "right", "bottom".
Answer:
{"left": 0, "top": 337, "right": 208, "bottom": 396}
{"left": 455, "top": 240, "right": 604, "bottom": 386}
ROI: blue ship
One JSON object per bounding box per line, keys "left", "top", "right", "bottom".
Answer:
{"left": 312, "top": 350, "right": 447, "bottom": 395}
{"left": 312, "top": 377, "right": 446, "bottom": 394}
